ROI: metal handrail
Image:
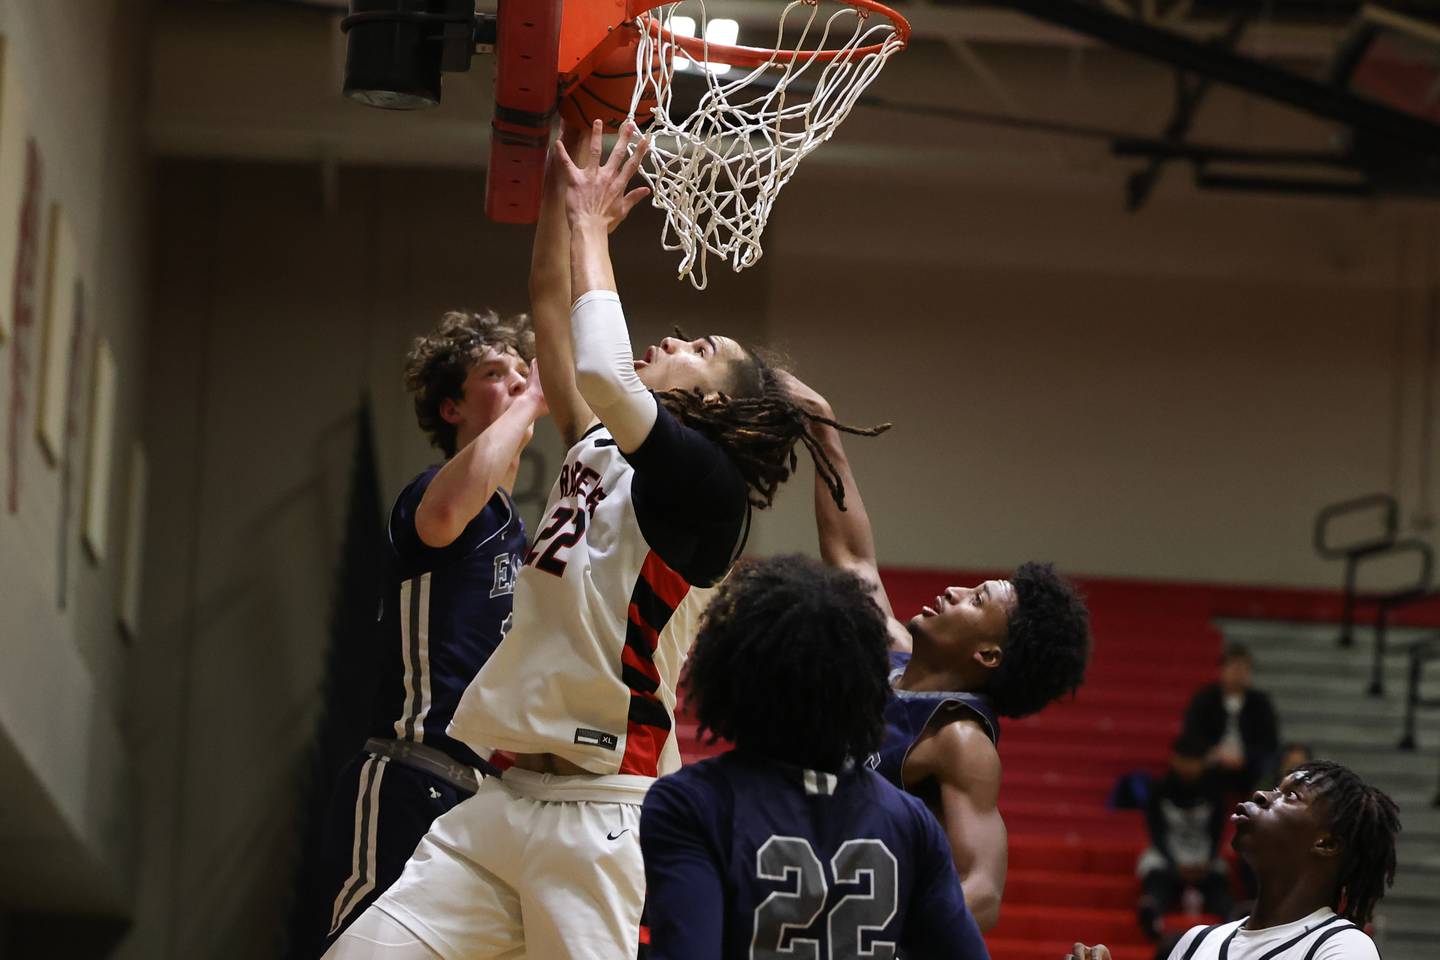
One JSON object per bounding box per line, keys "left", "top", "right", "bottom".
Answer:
{"left": 1314, "top": 492, "right": 1399, "bottom": 560}
{"left": 1396, "top": 634, "right": 1440, "bottom": 807}
{"left": 1313, "top": 493, "right": 1401, "bottom": 648}
{"left": 1361, "top": 538, "right": 1436, "bottom": 696}
{"left": 1398, "top": 636, "right": 1440, "bottom": 750}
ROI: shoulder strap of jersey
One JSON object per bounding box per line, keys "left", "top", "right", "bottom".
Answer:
{"left": 1251, "top": 916, "right": 1345, "bottom": 960}
{"left": 1180, "top": 923, "right": 1226, "bottom": 960}
{"left": 1301, "top": 921, "right": 1361, "bottom": 960}
{"left": 926, "top": 693, "right": 1000, "bottom": 746}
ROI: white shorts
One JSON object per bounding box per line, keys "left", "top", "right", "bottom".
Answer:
{"left": 368, "top": 768, "right": 651, "bottom": 960}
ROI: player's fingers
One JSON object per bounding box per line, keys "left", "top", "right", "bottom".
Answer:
{"left": 1069, "top": 943, "right": 1089, "bottom": 960}
{"left": 609, "top": 120, "right": 637, "bottom": 170}
{"left": 1093, "top": 945, "right": 1111, "bottom": 960}
{"left": 552, "top": 138, "right": 579, "bottom": 177}
{"left": 617, "top": 186, "right": 651, "bottom": 221}
{"left": 620, "top": 133, "right": 651, "bottom": 182}
{"left": 587, "top": 118, "right": 605, "bottom": 168}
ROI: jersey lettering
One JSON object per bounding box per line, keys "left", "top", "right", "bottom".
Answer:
{"left": 828, "top": 840, "right": 899, "bottom": 960}
{"left": 524, "top": 506, "right": 587, "bottom": 576}
{"left": 584, "top": 481, "right": 607, "bottom": 517}
{"left": 753, "top": 837, "right": 826, "bottom": 960}
{"left": 490, "top": 552, "right": 520, "bottom": 597}
{"left": 751, "top": 836, "right": 899, "bottom": 960}
{"left": 558, "top": 463, "right": 602, "bottom": 500}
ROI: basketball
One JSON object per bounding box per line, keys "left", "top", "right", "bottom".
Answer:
{"left": 558, "top": 38, "right": 664, "bottom": 133}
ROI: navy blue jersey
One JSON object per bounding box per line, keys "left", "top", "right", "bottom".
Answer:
{"left": 368, "top": 466, "right": 526, "bottom": 768}
{"left": 641, "top": 751, "right": 989, "bottom": 960}
{"left": 871, "top": 652, "right": 1000, "bottom": 804}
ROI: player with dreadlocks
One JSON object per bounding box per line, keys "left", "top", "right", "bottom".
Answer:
{"left": 328, "top": 119, "right": 883, "bottom": 960}
{"left": 641, "top": 555, "right": 991, "bottom": 959}
{"left": 1070, "top": 759, "right": 1400, "bottom": 960}
{"left": 780, "top": 371, "right": 1091, "bottom": 932}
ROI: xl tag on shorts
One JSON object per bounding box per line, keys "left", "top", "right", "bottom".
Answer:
{"left": 574, "top": 728, "right": 618, "bottom": 750}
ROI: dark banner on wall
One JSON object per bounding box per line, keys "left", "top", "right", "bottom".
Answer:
{"left": 281, "top": 399, "right": 384, "bottom": 959}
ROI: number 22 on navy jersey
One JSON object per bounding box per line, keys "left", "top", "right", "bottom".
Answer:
{"left": 751, "top": 835, "right": 900, "bottom": 960}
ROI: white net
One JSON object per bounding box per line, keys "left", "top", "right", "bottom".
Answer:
{"left": 627, "top": 1, "right": 907, "bottom": 289}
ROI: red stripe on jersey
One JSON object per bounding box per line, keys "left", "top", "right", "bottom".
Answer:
{"left": 619, "top": 694, "right": 668, "bottom": 776}
{"left": 627, "top": 603, "right": 661, "bottom": 652}
{"left": 622, "top": 642, "right": 662, "bottom": 686}
{"left": 618, "top": 551, "right": 693, "bottom": 777}
{"left": 641, "top": 551, "right": 690, "bottom": 611}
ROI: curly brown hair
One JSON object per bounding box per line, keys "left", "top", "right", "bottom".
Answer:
{"left": 404, "top": 310, "right": 535, "bottom": 457}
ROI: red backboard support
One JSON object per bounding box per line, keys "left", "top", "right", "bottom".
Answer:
{"left": 485, "top": 0, "right": 564, "bottom": 223}
{"left": 488, "top": 0, "right": 650, "bottom": 223}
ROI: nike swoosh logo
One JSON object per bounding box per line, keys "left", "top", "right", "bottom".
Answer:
{"left": 607, "top": 829, "right": 630, "bottom": 841}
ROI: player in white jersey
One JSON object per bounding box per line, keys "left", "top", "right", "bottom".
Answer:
{"left": 1070, "top": 760, "right": 1400, "bottom": 960}
{"left": 327, "top": 121, "right": 879, "bottom": 960}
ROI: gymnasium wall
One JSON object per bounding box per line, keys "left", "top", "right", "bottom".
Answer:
{"left": 751, "top": 167, "right": 1438, "bottom": 586}
{"left": 0, "top": 0, "right": 152, "bottom": 948}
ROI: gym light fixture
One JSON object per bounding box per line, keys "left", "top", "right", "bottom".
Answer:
{"left": 341, "top": 0, "right": 495, "bottom": 110}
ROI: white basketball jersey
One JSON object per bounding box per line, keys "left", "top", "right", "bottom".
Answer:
{"left": 448, "top": 424, "right": 719, "bottom": 777}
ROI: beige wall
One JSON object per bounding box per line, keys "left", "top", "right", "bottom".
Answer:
{"left": 0, "top": 0, "right": 152, "bottom": 944}
{"left": 749, "top": 168, "right": 1437, "bottom": 585}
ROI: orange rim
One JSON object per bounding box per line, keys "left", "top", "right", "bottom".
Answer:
{"left": 630, "top": 0, "right": 910, "bottom": 69}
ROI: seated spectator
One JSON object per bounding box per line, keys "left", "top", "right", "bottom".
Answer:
{"left": 640, "top": 556, "right": 990, "bottom": 960}
{"left": 1182, "top": 643, "right": 1279, "bottom": 794}
{"left": 1137, "top": 733, "right": 1234, "bottom": 940}
{"left": 1073, "top": 759, "right": 1400, "bottom": 960}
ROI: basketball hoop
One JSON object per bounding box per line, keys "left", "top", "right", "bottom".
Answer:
{"left": 626, "top": 0, "right": 910, "bottom": 288}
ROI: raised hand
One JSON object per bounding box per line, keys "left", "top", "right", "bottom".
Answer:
{"left": 554, "top": 118, "right": 651, "bottom": 234}
{"left": 521, "top": 357, "right": 549, "bottom": 419}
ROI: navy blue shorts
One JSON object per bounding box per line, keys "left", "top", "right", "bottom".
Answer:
{"left": 305, "top": 751, "right": 474, "bottom": 955}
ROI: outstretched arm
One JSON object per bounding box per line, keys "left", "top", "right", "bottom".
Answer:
{"left": 530, "top": 122, "right": 593, "bottom": 447}
{"left": 414, "top": 362, "right": 547, "bottom": 547}
{"left": 777, "top": 371, "right": 906, "bottom": 644}
{"left": 553, "top": 120, "right": 657, "bottom": 453}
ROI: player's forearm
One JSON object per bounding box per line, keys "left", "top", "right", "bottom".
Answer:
{"left": 571, "top": 290, "right": 656, "bottom": 452}
{"left": 810, "top": 419, "right": 880, "bottom": 571}
{"left": 416, "top": 396, "right": 543, "bottom": 547}
{"left": 571, "top": 218, "right": 619, "bottom": 299}
{"left": 531, "top": 185, "right": 569, "bottom": 294}
{"left": 532, "top": 150, "right": 591, "bottom": 445}
{"left": 961, "top": 873, "right": 1002, "bottom": 932}
{"left": 939, "top": 778, "right": 1008, "bottom": 935}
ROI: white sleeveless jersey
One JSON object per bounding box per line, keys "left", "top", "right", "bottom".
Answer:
{"left": 448, "top": 424, "right": 719, "bottom": 777}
